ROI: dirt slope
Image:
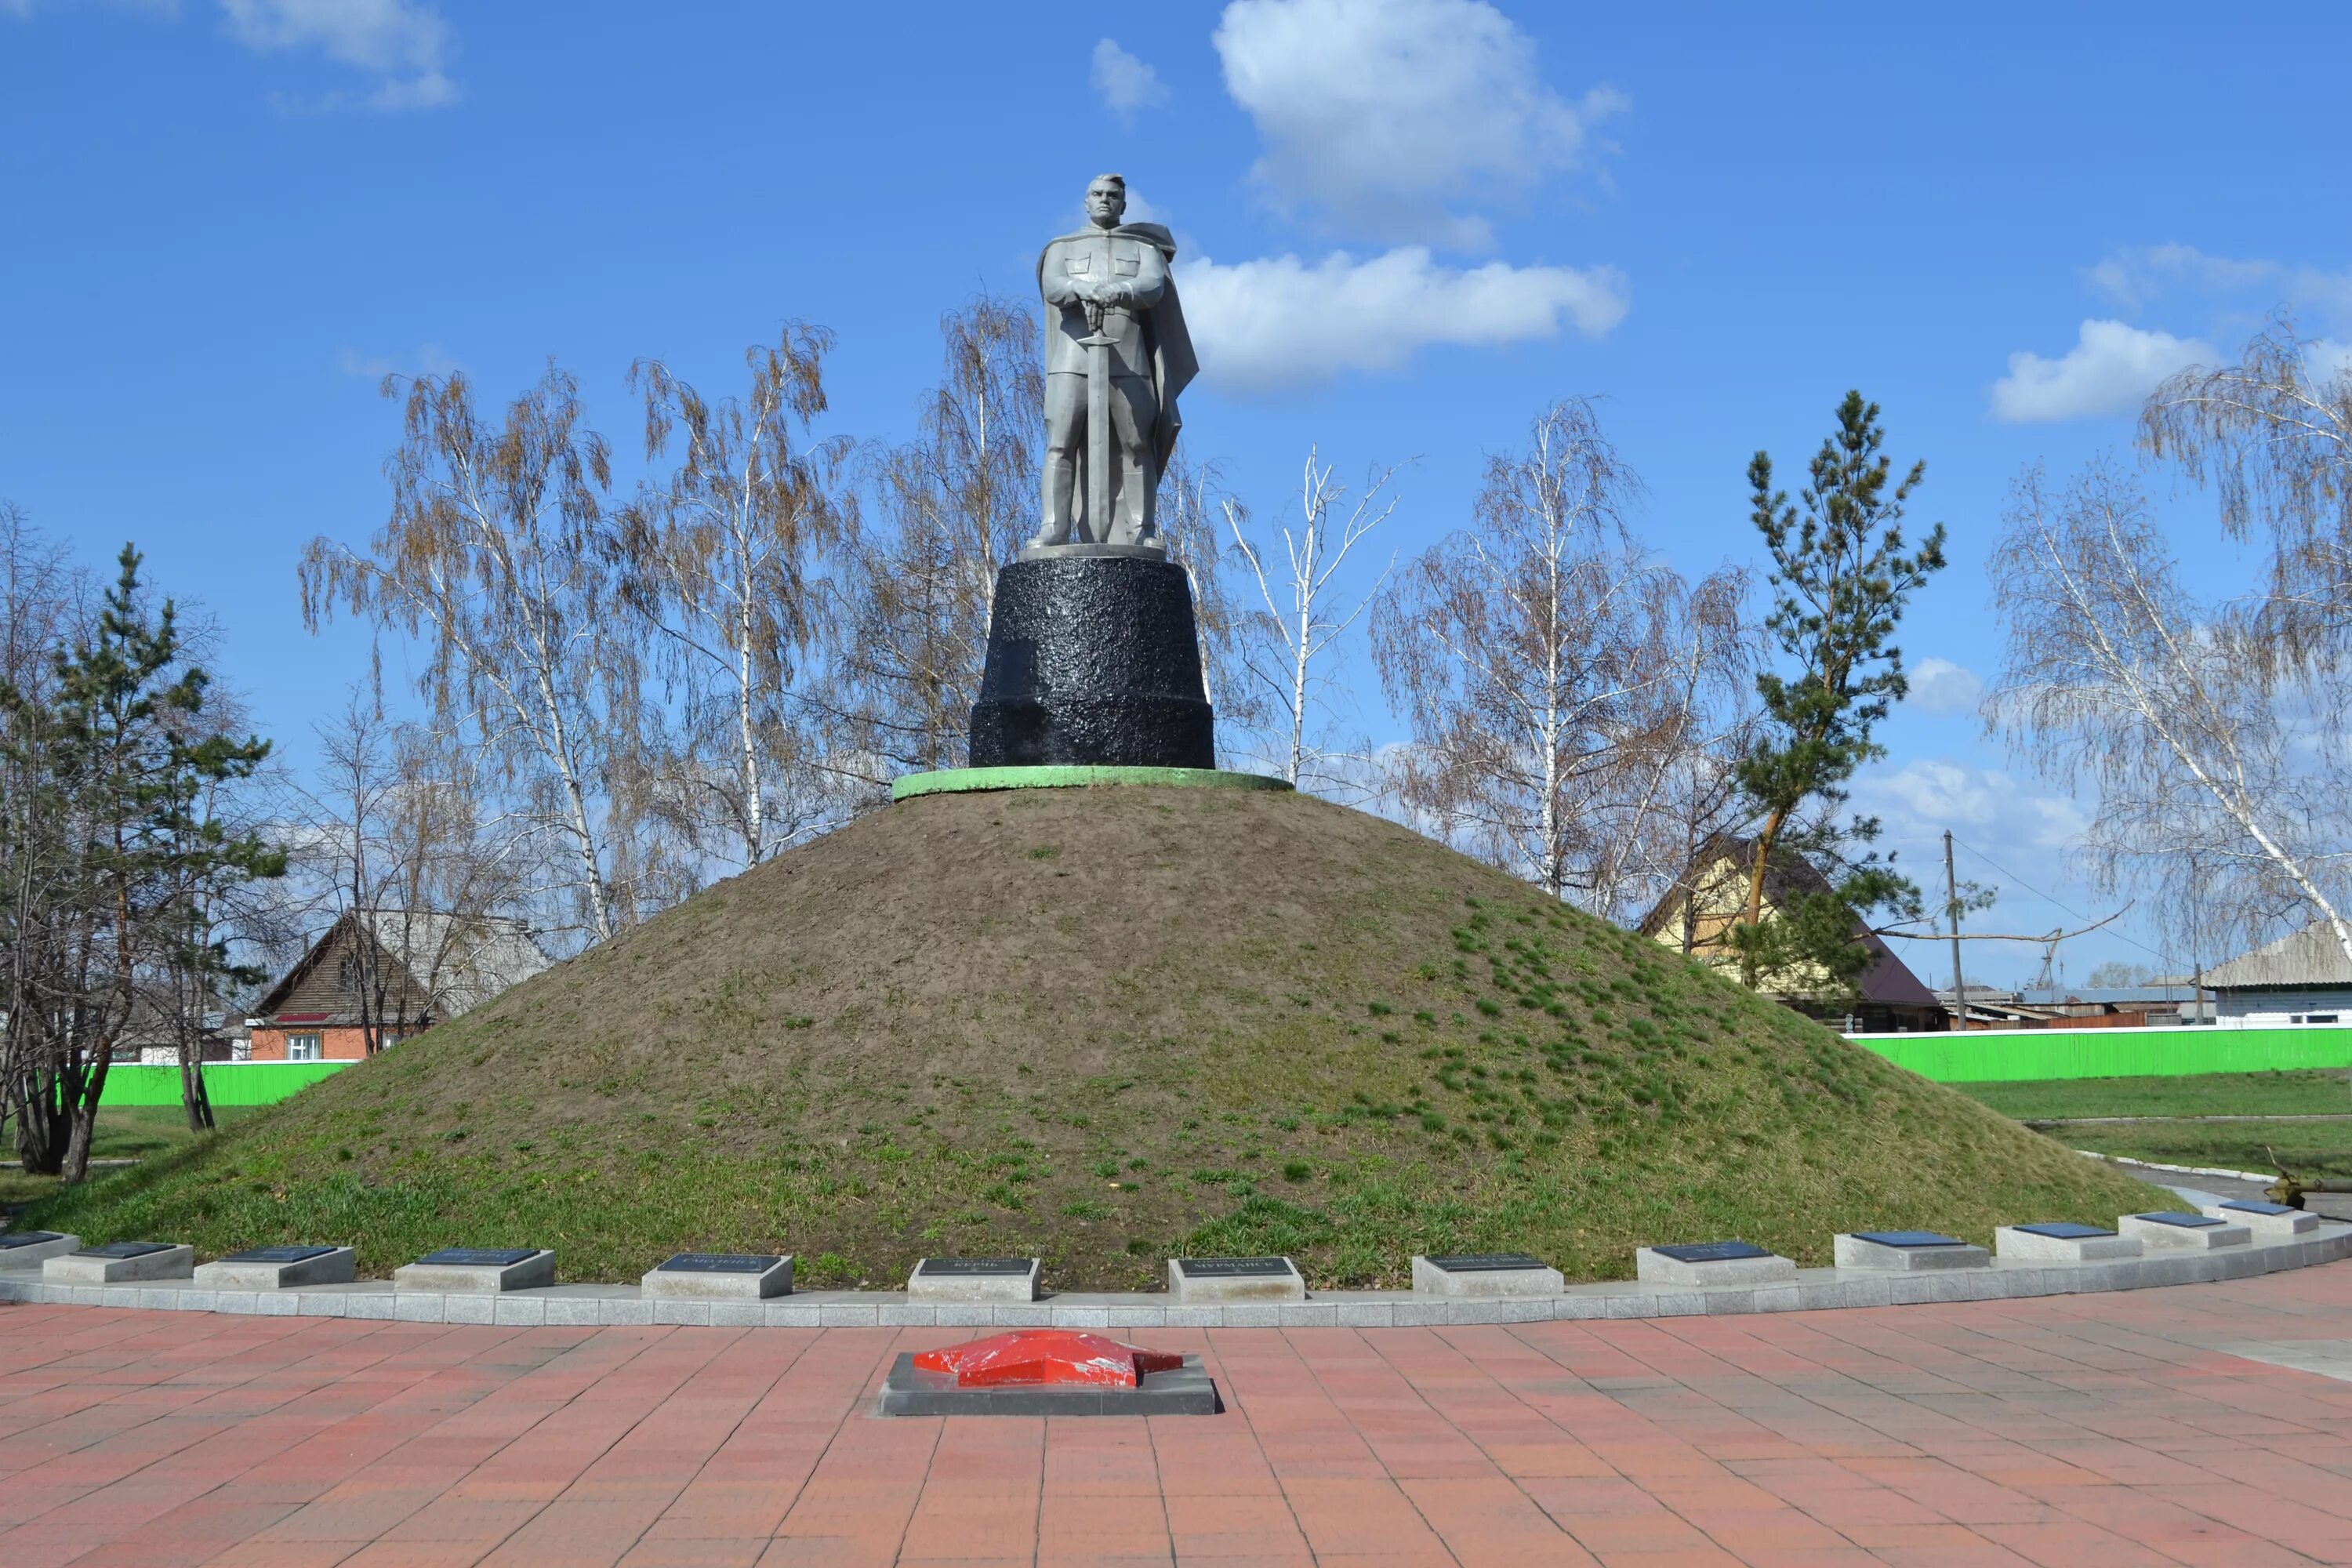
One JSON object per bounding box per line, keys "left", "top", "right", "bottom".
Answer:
{"left": 33, "top": 786, "right": 2165, "bottom": 1285}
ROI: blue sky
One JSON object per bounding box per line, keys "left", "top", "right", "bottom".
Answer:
{"left": 5, "top": 1, "right": 2349, "bottom": 986}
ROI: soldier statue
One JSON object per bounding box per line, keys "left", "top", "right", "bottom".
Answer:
{"left": 1030, "top": 173, "right": 1199, "bottom": 550}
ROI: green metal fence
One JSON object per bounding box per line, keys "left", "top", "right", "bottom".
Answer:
{"left": 98, "top": 1061, "right": 349, "bottom": 1107}
{"left": 1851, "top": 1024, "right": 2352, "bottom": 1083}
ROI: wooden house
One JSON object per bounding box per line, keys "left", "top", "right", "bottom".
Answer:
{"left": 1637, "top": 833, "right": 1947, "bottom": 1033}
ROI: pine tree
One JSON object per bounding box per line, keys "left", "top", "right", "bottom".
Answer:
{"left": 1730, "top": 392, "right": 1946, "bottom": 1001}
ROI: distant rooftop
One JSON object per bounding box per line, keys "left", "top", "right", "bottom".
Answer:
{"left": 2205, "top": 925, "right": 2352, "bottom": 990}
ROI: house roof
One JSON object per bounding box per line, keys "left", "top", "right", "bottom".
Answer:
{"left": 254, "top": 909, "right": 552, "bottom": 1023}
{"left": 1638, "top": 833, "right": 1941, "bottom": 1011}
{"left": 2204, "top": 924, "right": 2352, "bottom": 991}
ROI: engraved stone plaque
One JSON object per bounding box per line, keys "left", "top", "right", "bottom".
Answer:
{"left": 80, "top": 1241, "right": 175, "bottom": 1259}
{"left": 2014, "top": 1223, "right": 2114, "bottom": 1240}
{"left": 918, "top": 1258, "right": 1033, "bottom": 1276}
{"left": 1175, "top": 1257, "right": 1291, "bottom": 1277}
{"left": 2219, "top": 1200, "right": 2296, "bottom": 1217}
{"left": 1853, "top": 1230, "right": 1966, "bottom": 1248}
{"left": 659, "top": 1253, "right": 782, "bottom": 1273}
{"left": 1653, "top": 1240, "right": 1772, "bottom": 1265}
{"left": 222, "top": 1245, "right": 338, "bottom": 1264}
{"left": 1425, "top": 1253, "right": 1549, "bottom": 1272}
{"left": 2140, "top": 1212, "right": 2221, "bottom": 1229}
{"left": 416, "top": 1247, "right": 539, "bottom": 1267}
{"left": 0, "top": 1231, "right": 62, "bottom": 1249}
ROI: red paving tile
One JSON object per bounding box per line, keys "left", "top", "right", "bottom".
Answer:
{"left": 2, "top": 1265, "right": 2352, "bottom": 1564}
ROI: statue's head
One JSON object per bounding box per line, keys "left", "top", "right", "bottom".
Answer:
{"left": 1084, "top": 173, "right": 1127, "bottom": 229}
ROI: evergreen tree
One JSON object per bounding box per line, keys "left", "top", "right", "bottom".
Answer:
{"left": 9, "top": 547, "right": 278, "bottom": 1173}
{"left": 1730, "top": 392, "right": 1946, "bottom": 1002}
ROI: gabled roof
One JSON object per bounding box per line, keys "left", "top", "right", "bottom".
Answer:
{"left": 2204, "top": 924, "right": 2352, "bottom": 990}
{"left": 1637, "top": 833, "right": 1940, "bottom": 1010}
{"left": 254, "top": 909, "right": 552, "bottom": 1022}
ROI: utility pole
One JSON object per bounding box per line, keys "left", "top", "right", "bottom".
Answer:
{"left": 1944, "top": 829, "right": 1965, "bottom": 1033}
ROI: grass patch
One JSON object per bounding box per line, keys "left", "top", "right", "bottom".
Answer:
{"left": 1956, "top": 1070, "right": 2352, "bottom": 1121}
{"left": 2, "top": 1105, "right": 259, "bottom": 1212}
{"left": 2058, "top": 1121, "right": 2352, "bottom": 1180}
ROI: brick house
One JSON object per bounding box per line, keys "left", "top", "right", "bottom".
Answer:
{"left": 247, "top": 910, "right": 552, "bottom": 1062}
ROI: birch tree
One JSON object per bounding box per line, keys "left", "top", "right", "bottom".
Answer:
{"left": 302, "top": 366, "right": 651, "bottom": 946}
{"left": 619, "top": 325, "right": 851, "bottom": 868}
{"left": 2140, "top": 316, "right": 2352, "bottom": 662}
{"left": 1370, "top": 400, "right": 1748, "bottom": 913}
{"left": 296, "top": 695, "right": 524, "bottom": 1056}
{"left": 1987, "top": 458, "right": 2352, "bottom": 974}
{"left": 1228, "top": 445, "right": 1399, "bottom": 786}
{"left": 1158, "top": 456, "right": 1265, "bottom": 762}
{"left": 824, "top": 297, "right": 1041, "bottom": 782}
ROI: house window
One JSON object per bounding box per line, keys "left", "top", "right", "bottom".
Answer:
{"left": 286, "top": 1033, "right": 323, "bottom": 1062}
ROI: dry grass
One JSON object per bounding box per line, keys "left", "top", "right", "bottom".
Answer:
{"left": 28, "top": 787, "right": 2168, "bottom": 1285}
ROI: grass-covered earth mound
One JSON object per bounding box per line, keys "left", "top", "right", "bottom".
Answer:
{"left": 30, "top": 786, "right": 2167, "bottom": 1287}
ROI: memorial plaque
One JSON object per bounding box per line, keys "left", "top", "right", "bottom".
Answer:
{"left": 416, "top": 1247, "right": 539, "bottom": 1267}
{"left": 0, "top": 1231, "right": 62, "bottom": 1249}
{"left": 1854, "top": 1231, "right": 1965, "bottom": 1248}
{"left": 2140, "top": 1212, "right": 2221, "bottom": 1229}
{"left": 223, "top": 1245, "right": 336, "bottom": 1265}
{"left": 78, "top": 1241, "right": 173, "bottom": 1260}
{"left": 1427, "top": 1253, "right": 1548, "bottom": 1272}
{"left": 2015, "top": 1223, "right": 2114, "bottom": 1240}
{"left": 2220, "top": 1200, "right": 2297, "bottom": 1217}
{"left": 1653, "top": 1240, "right": 1772, "bottom": 1265}
{"left": 917, "top": 1258, "right": 1033, "bottom": 1276}
{"left": 658, "top": 1253, "right": 779, "bottom": 1273}
{"left": 1175, "top": 1257, "right": 1293, "bottom": 1278}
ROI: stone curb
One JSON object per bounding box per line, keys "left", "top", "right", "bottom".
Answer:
{"left": 5, "top": 1224, "right": 2347, "bottom": 1327}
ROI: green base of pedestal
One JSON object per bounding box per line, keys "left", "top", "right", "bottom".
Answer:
{"left": 891, "top": 765, "right": 1294, "bottom": 803}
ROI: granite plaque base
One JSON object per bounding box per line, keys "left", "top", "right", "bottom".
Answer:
{"left": 1995, "top": 1223, "right": 2140, "bottom": 1263}
{"left": 1635, "top": 1241, "right": 1796, "bottom": 1287}
{"left": 877, "top": 1351, "right": 1219, "bottom": 1417}
{"left": 392, "top": 1247, "right": 555, "bottom": 1293}
{"left": 1411, "top": 1254, "right": 1564, "bottom": 1298}
{"left": 1833, "top": 1232, "right": 1991, "bottom": 1271}
{"left": 967, "top": 554, "right": 1214, "bottom": 769}
{"left": 2121, "top": 1212, "right": 2250, "bottom": 1251}
{"left": 641, "top": 1253, "right": 793, "bottom": 1300}
{"left": 908, "top": 1258, "right": 1041, "bottom": 1302}
{"left": 45, "top": 1242, "right": 193, "bottom": 1285}
{"left": 2204, "top": 1200, "right": 2319, "bottom": 1239}
{"left": 0, "top": 1231, "right": 81, "bottom": 1269}
{"left": 1168, "top": 1255, "right": 1305, "bottom": 1303}
{"left": 194, "top": 1245, "right": 356, "bottom": 1290}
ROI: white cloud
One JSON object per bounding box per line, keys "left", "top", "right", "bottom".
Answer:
{"left": 1212, "top": 0, "right": 1624, "bottom": 248}
{"left": 220, "top": 0, "right": 456, "bottom": 111}
{"left": 1905, "top": 657, "right": 1984, "bottom": 717}
{"left": 1176, "top": 246, "right": 1626, "bottom": 393}
{"left": 2305, "top": 339, "right": 2352, "bottom": 385}
{"left": 2089, "top": 243, "right": 2282, "bottom": 310}
{"left": 1854, "top": 760, "right": 2087, "bottom": 858}
{"left": 337, "top": 343, "right": 461, "bottom": 380}
{"left": 1091, "top": 38, "right": 1167, "bottom": 122}
{"left": 1849, "top": 759, "right": 2109, "bottom": 982}
{"left": 1989, "top": 319, "right": 2215, "bottom": 423}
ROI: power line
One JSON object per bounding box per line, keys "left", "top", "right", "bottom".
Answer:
{"left": 1947, "top": 833, "right": 2183, "bottom": 973}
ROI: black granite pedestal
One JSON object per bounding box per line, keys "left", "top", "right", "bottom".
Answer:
{"left": 967, "top": 547, "right": 1214, "bottom": 768}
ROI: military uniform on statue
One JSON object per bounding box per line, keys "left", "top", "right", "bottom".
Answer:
{"left": 967, "top": 174, "right": 1216, "bottom": 769}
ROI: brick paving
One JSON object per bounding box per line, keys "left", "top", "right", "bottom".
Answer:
{"left": 3, "top": 1265, "right": 2350, "bottom": 1566}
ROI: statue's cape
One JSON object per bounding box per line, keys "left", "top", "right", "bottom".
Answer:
{"left": 1038, "top": 222, "right": 1199, "bottom": 471}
